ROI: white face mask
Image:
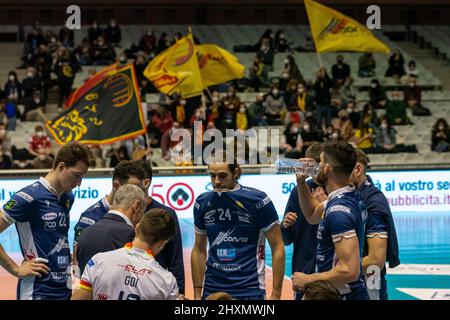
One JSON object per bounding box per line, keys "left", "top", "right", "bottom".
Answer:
{"left": 212, "top": 97, "right": 219, "bottom": 103}
{"left": 18, "top": 162, "right": 27, "bottom": 168}
{"left": 381, "top": 123, "right": 388, "bottom": 129}
{"left": 38, "top": 154, "right": 46, "bottom": 161}
{"left": 332, "top": 133, "right": 339, "bottom": 139}
{"left": 9, "top": 75, "right": 15, "bottom": 81}
{"left": 438, "top": 125, "right": 445, "bottom": 130}
{"left": 227, "top": 92, "right": 233, "bottom": 97}
{"left": 370, "top": 83, "right": 377, "bottom": 88}
{"left": 27, "top": 72, "right": 34, "bottom": 78}
{"left": 291, "top": 127, "right": 299, "bottom": 134}
{"left": 409, "top": 83, "right": 415, "bottom": 87}
{"left": 36, "top": 131, "right": 44, "bottom": 137}
{"left": 0, "top": 129, "right": 6, "bottom": 136}
{"left": 239, "top": 107, "right": 246, "bottom": 113}
{"left": 272, "top": 89, "right": 279, "bottom": 96}
{"left": 195, "top": 112, "right": 201, "bottom": 118}
{"left": 303, "top": 125, "right": 310, "bottom": 131}
{"left": 284, "top": 59, "right": 289, "bottom": 64}
{"left": 347, "top": 108, "right": 353, "bottom": 113}
{"left": 180, "top": 100, "right": 186, "bottom": 106}
{"left": 34, "top": 99, "right": 40, "bottom": 104}
{"left": 298, "top": 88, "right": 304, "bottom": 94}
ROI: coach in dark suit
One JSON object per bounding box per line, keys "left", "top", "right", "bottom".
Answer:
{"left": 76, "top": 184, "right": 147, "bottom": 274}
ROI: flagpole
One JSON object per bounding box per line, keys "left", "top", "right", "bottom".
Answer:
{"left": 316, "top": 52, "right": 323, "bottom": 68}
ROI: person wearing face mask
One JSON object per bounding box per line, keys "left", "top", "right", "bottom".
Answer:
{"left": 93, "top": 36, "right": 116, "bottom": 65}
{"left": 358, "top": 53, "right": 376, "bottom": 78}
{"left": 282, "top": 123, "right": 303, "bottom": 157}
{"left": 88, "top": 21, "right": 103, "bottom": 44}
{"left": 2, "top": 98, "right": 17, "bottom": 131}
{"left": 404, "top": 77, "right": 431, "bottom": 116}
{"left": 104, "top": 19, "right": 122, "bottom": 46}
{"left": 431, "top": 118, "right": 450, "bottom": 152}
{"left": 351, "top": 117, "right": 375, "bottom": 153}
{"left": 385, "top": 49, "right": 406, "bottom": 80}
{"left": 27, "top": 124, "right": 52, "bottom": 158}
{"left": 139, "top": 28, "right": 157, "bottom": 54}
{"left": 58, "top": 25, "right": 74, "bottom": 48}
{"left": 368, "top": 79, "right": 387, "bottom": 109}
{"left": 405, "top": 60, "right": 419, "bottom": 79}
{"left": 247, "top": 94, "right": 268, "bottom": 127}
{"left": 386, "top": 89, "right": 408, "bottom": 125}
{"left": 32, "top": 147, "right": 54, "bottom": 169}
{"left": 281, "top": 55, "right": 304, "bottom": 88}
{"left": 288, "top": 83, "right": 313, "bottom": 113}
{"left": 22, "top": 67, "right": 42, "bottom": 98}
{"left": 265, "top": 86, "right": 286, "bottom": 124}
{"left": 313, "top": 68, "right": 334, "bottom": 128}
{"left": 0, "top": 149, "right": 12, "bottom": 169}
{"left": 24, "top": 90, "right": 47, "bottom": 123}
{"left": 0, "top": 123, "right": 12, "bottom": 155}
{"left": 236, "top": 103, "right": 248, "bottom": 130}
{"left": 54, "top": 47, "right": 78, "bottom": 110}
{"left": 4, "top": 71, "right": 23, "bottom": 102}
{"left": 257, "top": 38, "right": 274, "bottom": 70}
{"left": 300, "top": 120, "right": 322, "bottom": 154}
{"left": 375, "top": 116, "right": 397, "bottom": 153}
{"left": 346, "top": 101, "right": 361, "bottom": 129}
{"left": 333, "top": 110, "right": 354, "bottom": 141}
{"left": 331, "top": 55, "right": 351, "bottom": 86}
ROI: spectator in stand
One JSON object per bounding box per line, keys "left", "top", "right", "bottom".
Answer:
{"left": 92, "top": 36, "right": 116, "bottom": 65}
{"left": 352, "top": 117, "right": 375, "bottom": 153}
{"left": 330, "top": 84, "right": 345, "bottom": 110}
{"left": 222, "top": 86, "right": 241, "bottom": 108}
{"left": 22, "top": 66, "right": 42, "bottom": 98}
{"left": 0, "top": 123, "right": 12, "bottom": 156}
{"left": 157, "top": 32, "right": 172, "bottom": 54}
{"left": 358, "top": 52, "right": 376, "bottom": 77}
{"left": 161, "top": 121, "right": 181, "bottom": 161}
{"left": 23, "top": 90, "right": 47, "bottom": 123}
{"left": 4, "top": 71, "right": 23, "bottom": 103}
{"left": 342, "top": 77, "right": 357, "bottom": 105}
{"left": 88, "top": 21, "right": 103, "bottom": 44}
{"left": 313, "top": 67, "right": 334, "bottom": 129}
{"left": 54, "top": 47, "right": 77, "bottom": 110}
{"left": 284, "top": 105, "right": 303, "bottom": 126}
{"left": 90, "top": 145, "right": 105, "bottom": 167}
{"left": 104, "top": 19, "right": 122, "bottom": 46}
{"left": 281, "top": 122, "right": 303, "bottom": 158}
{"left": 361, "top": 103, "right": 379, "bottom": 131}
{"left": 22, "top": 27, "right": 44, "bottom": 68}
{"left": 236, "top": 102, "right": 249, "bottom": 130}
{"left": 27, "top": 124, "right": 52, "bottom": 158}
{"left": 368, "top": 79, "right": 387, "bottom": 109}
{"left": 332, "top": 109, "right": 354, "bottom": 141}
{"left": 139, "top": 28, "right": 157, "bottom": 54}
{"left": 346, "top": 101, "right": 361, "bottom": 129}
{"left": 323, "top": 125, "right": 334, "bottom": 142}
{"left": 404, "top": 77, "right": 430, "bottom": 116}
{"left": 386, "top": 89, "right": 408, "bottom": 125}
{"left": 0, "top": 148, "right": 12, "bottom": 169}
{"left": 281, "top": 55, "right": 304, "bottom": 90}
{"left": 385, "top": 49, "right": 406, "bottom": 80}
{"left": 133, "top": 53, "right": 148, "bottom": 85}
{"left": 247, "top": 94, "right": 268, "bottom": 127}
{"left": 257, "top": 39, "right": 274, "bottom": 70}
{"left": 257, "top": 29, "right": 274, "bottom": 51}
{"left": 46, "top": 32, "right": 60, "bottom": 55}
{"left": 59, "top": 26, "right": 74, "bottom": 48}
{"left": 274, "top": 30, "right": 291, "bottom": 53}
{"left": 404, "top": 60, "right": 419, "bottom": 79}
{"left": 331, "top": 55, "right": 351, "bottom": 86}
{"left": 76, "top": 38, "right": 93, "bottom": 66}
{"left": 299, "top": 120, "right": 322, "bottom": 154}
{"left": 265, "top": 86, "right": 286, "bottom": 124}
{"left": 33, "top": 44, "right": 52, "bottom": 102}
{"left": 153, "top": 106, "right": 174, "bottom": 139}
{"left": 289, "top": 83, "right": 314, "bottom": 113}
{"left": 248, "top": 57, "right": 268, "bottom": 91}
{"left": 3, "top": 99, "right": 17, "bottom": 131}
{"left": 431, "top": 118, "right": 450, "bottom": 152}
{"left": 110, "top": 145, "right": 131, "bottom": 167}
{"left": 375, "top": 116, "right": 398, "bottom": 153}
{"left": 31, "top": 147, "right": 54, "bottom": 169}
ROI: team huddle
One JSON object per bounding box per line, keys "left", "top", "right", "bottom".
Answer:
{"left": 0, "top": 140, "right": 399, "bottom": 300}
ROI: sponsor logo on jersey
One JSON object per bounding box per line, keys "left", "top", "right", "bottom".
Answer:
{"left": 194, "top": 201, "right": 200, "bottom": 210}
{"left": 16, "top": 192, "right": 34, "bottom": 203}
{"left": 48, "top": 237, "right": 70, "bottom": 256}
{"left": 87, "top": 259, "right": 95, "bottom": 267}
{"left": 42, "top": 212, "right": 58, "bottom": 221}
{"left": 237, "top": 211, "right": 250, "bottom": 224}
{"left": 235, "top": 201, "right": 244, "bottom": 209}
{"left": 212, "top": 262, "right": 241, "bottom": 272}
{"left": 96, "top": 294, "right": 109, "bottom": 300}
{"left": 51, "top": 272, "right": 70, "bottom": 280}
{"left": 210, "top": 229, "right": 249, "bottom": 249}
{"left": 57, "top": 255, "right": 70, "bottom": 268}
{"left": 255, "top": 196, "right": 271, "bottom": 209}
{"left": 217, "top": 248, "right": 236, "bottom": 261}
{"left": 204, "top": 209, "right": 215, "bottom": 225}
{"left": 80, "top": 216, "right": 96, "bottom": 226}
{"left": 4, "top": 199, "right": 16, "bottom": 210}
{"left": 328, "top": 205, "right": 351, "bottom": 214}
{"left": 118, "top": 264, "right": 153, "bottom": 276}
{"left": 317, "top": 254, "right": 325, "bottom": 262}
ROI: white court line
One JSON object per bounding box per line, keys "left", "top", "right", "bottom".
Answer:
{"left": 397, "top": 288, "right": 450, "bottom": 300}
{"left": 387, "top": 264, "right": 450, "bottom": 276}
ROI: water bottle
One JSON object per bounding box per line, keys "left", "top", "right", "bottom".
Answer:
{"left": 275, "top": 158, "right": 319, "bottom": 176}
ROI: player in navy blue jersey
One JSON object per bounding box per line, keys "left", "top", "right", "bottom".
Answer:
{"left": 350, "top": 148, "right": 400, "bottom": 300}
{"left": 281, "top": 143, "right": 328, "bottom": 300}
{"left": 0, "top": 142, "right": 95, "bottom": 300}
{"left": 72, "top": 160, "right": 146, "bottom": 269}
{"left": 191, "top": 156, "right": 285, "bottom": 300}
{"left": 292, "top": 141, "right": 369, "bottom": 300}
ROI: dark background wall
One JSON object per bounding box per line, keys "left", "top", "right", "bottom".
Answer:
{"left": 0, "top": 0, "right": 449, "bottom": 25}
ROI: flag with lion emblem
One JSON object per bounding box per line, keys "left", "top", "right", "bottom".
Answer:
{"left": 46, "top": 64, "right": 146, "bottom": 145}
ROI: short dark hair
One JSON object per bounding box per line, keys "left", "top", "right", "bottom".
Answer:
{"left": 303, "top": 280, "right": 341, "bottom": 300}
{"left": 138, "top": 208, "right": 175, "bottom": 245}
{"left": 322, "top": 141, "right": 356, "bottom": 178}
{"left": 133, "top": 159, "right": 153, "bottom": 182}
{"left": 354, "top": 147, "right": 370, "bottom": 172}
{"left": 208, "top": 150, "right": 242, "bottom": 180}
{"left": 113, "top": 160, "right": 146, "bottom": 185}
{"left": 52, "top": 142, "right": 96, "bottom": 169}
{"left": 305, "top": 143, "right": 323, "bottom": 163}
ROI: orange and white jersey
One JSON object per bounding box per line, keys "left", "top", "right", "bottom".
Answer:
{"left": 80, "top": 243, "right": 178, "bottom": 300}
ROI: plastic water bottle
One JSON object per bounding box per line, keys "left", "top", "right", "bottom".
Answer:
{"left": 275, "top": 158, "right": 320, "bottom": 176}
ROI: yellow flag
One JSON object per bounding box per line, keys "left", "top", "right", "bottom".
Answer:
{"left": 144, "top": 33, "right": 203, "bottom": 98}
{"left": 196, "top": 44, "right": 245, "bottom": 88}
{"left": 305, "top": 0, "right": 390, "bottom": 54}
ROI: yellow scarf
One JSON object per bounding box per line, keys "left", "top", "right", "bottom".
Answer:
{"left": 236, "top": 112, "right": 248, "bottom": 130}
{"left": 176, "top": 105, "right": 185, "bottom": 123}
{"left": 297, "top": 94, "right": 306, "bottom": 112}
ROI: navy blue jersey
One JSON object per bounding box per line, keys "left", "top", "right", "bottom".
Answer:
{"left": 146, "top": 198, "right": 185, "bottom": 295}
{"left": 316, "top": 186, "right": 368, "bottom": 298}
{"left": 74, "top": 197, "right": 110, "bottom": 243}
{"left": 194, "top": 185, "right": 279, "bottom": 298}
{"left": 281, "top": 182, "right": 319, "bottom": 276}
{"left": 1, "top": 177, "right": 74, "bottom": 300}
{"left": 358, "top": 176, "right": 400, "bottom": 300}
